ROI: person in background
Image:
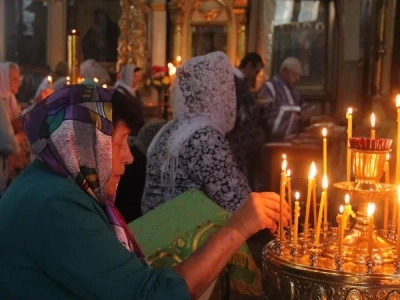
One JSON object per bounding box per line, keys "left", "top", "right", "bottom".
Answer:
{"left": 0, "top": 62, "right": 30, "bottom": 185}
{"left": 115, "top": 64, "right": 144, "bottom": 102}
{"left": 226, "top": 52, "right": 265, "bottom": 191}
{"left": 80, "top": 59, "right": 111, "bottom": 85}
{"left": 141, "top": 52, "right": 279, "bottom": 214}
{"left": 0, "top": 84, "right": 290, "bottom": 299}
{"left": 115, "top": 120, "right": 167, "bottom": 223}
{"left": 257, "top": 57, "right": 310, "bottom": 141}
{"left": 34, "top": 61, "right": 69, "bottom": 99}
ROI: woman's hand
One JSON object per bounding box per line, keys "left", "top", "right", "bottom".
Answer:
{"left": 226, "top": 192, "right": 290, "bottom": 240}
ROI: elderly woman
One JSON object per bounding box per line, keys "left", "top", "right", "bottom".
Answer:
{"left": 0, "top": 84, "right": 289, "bottom": 299}
{"left": 0, "top": 62, "right": 30, "bottom": 190}
{"left": 142, "top": 52, "right": 254, "bottom": 214}
{"left": 115, "top": 64, "right": 144, "bottom": 101}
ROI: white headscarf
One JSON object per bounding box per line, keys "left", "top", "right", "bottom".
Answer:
{"left": 79, "top": 59, "right": 111, "bottom": 83}
{"left": 0, "top": 62, "right": 21, "bottom": 120}
{"left": 147, "top": 51, "right": 236, "bottom": 194}
{"left": 114, "top": 64, "right": 136, "bottom": 96}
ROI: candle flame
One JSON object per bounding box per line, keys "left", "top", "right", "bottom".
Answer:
{"left": 322, "top": 128, "right": 327, "bottom": 137}
{"left": 282, "top": 159, "right": 287, "bottom": 171}
{"left": 102, "top": 84, "right": 107, "bottom": 88}
{"left": 387, "top": 153, "right": 390, "bottom": 161}
{"left": 295, "top": 192, "right": 300, "bottom": 200}
{"left": 168, "top": 66, "right": 177, "bottom": 76}
{"left": 345, "top": 193, "right": 350, "bottom": 204}
{"left": 286, "top": 169, "right": 291, "bottom": 177}
{"left": 71, "top": 29, "right": 77, "bottom": 34}
{"left": 347, "top": 107, "right": 353, "bottom": 115}
{"left": 167, "top": 62, "right": 173, "bottom": 68}
{"left": 177, "top": 55, "right": 182, "bottom": 62}
{"left": 396, "top": 94, "right": 400, "bottom": 108}
{"left": 367, "top": 203, "right": 376, "bottom": 216}
{"left": 309, "top": 162, "right": 317, "bottom": 179}
{"left": 322, "top": 174, "right": 328, "bottom": 189}
{"left": 66, "top": 76, "right": 70, "bottom": 81}
{"left": 47, "top": 76, "right": 52, "bottom": 83}
{"left": 282, "top": 154, "right": 286, "bottom": 159}
{"left": 371, "top": 113, "right": 376, "bottom": 128}
{"left": 340, "top": 205, "right": 344, "bottom": 214}
{"left": 94, "top": 78, "right": 99, "bottom": 83}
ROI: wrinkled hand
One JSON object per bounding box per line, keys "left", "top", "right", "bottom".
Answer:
{"left": 226, "top": 192, "right": 291, "bottom": 240}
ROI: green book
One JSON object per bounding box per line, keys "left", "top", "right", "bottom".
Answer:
{"left": 129, "top": 189, "right": 261, "bottom": 296}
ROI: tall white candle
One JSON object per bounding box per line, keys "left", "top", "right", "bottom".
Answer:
{"left": 322, "top": 128, "right": 328, "bottom": 177}
{"left": 346, "top": 108, "right": 353, "bottom": 182}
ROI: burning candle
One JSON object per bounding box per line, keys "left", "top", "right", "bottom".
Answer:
{"left": 322, "top": 128, "right": 328, "bottom": 177}
{"left": 396, "top": 95, "right": 400, "bottom": 185}
{"left": 343, "top": 194, "right": 355, "bottom": 228}
{"left": 323, "top": 175, "right": 328, "bottom": 224}
{"left": 67, "top": 29, "right": 80, "bottom": 84}
{"left": 313, "top": 179, "right": 317, "bottom": 228}
{"left": 94, "top": 78, "right": 99, "bottom": 83}
{"left": 176, "top": 55, "right": 182, "bottom": 66}
{"left": 304, "top": 162, "right": 317, "bottom": 239}
{"left": 279, "top": 159, "right": 287, "bottom": 240}
{"left": 367, "top": 203, "right": 375, "bottom": 258}
{"left": 337, "top": 205, "right": 344, "bottom": 256}
{"left": 315, "top": 176, "right": 328, "bottom": 246}
{"left": 397, "top": 186, "right": 400, "bottom": 257}
{"left": 47, "top": 76, "right": 53, "bottom": 90}
{"left": 384, "top": 154, "right": 390, "bottom": 230}
{"left": 287, "top": 169, "right": 292, "bottom": 226}
{"left": 370, "top": 113, "right": 376, "bottom": 139}
{"left": 346, "top": 108, "right": 353, "bottom": 182}
{"left": 293, "top": 192, "right": 300, "bottom": 247}
{"left": 102, "top": 84, "right": 107, "bottom": 88}
{"left": 66, "top": 76, "right": 71, "bottom": 86}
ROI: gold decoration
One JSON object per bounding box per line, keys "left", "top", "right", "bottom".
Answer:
{"left": 194, "top": 0, "right": 224, "bottom": 21}
{"left": 117, "top": 0, "right": 148, "bottom": 71}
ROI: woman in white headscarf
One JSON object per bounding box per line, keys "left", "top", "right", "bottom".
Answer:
{"left": 114, "top": 64, "right": 143, "bottom": 100}
{"left": 0, "top": 62, "right": 29, "bottom": 195}
{"left": 79, "top": 59, "right": 111, "bottom": 85}
{"left": 141, "top": 52, "right": 251, "bottom": 213}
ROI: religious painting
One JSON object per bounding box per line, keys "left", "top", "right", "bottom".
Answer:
{"left": 190, "top": 25, "right": 228, "bottom": 57}
{"left": 4, "top": 0, "right": 48, "bottom": 66}
{"left": 270, "top": 0, "right": 335, "bottom": 98}
{"left": 67, "top": 0, "right": 121, "bottom": 63}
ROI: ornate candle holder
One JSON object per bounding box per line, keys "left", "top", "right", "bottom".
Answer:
{"left": 262, "top": 138, "right": 400, "bottom": 300}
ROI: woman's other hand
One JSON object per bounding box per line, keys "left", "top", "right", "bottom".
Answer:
{"left": 226, "top": 192, "right": 290, "bottom": 240}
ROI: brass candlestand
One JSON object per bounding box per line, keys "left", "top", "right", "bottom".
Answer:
{"left": 67, "top": 29, "right": 80, "bottom": 84}
{"left": 262, "top": 139, "right": 400, "bottom": 300}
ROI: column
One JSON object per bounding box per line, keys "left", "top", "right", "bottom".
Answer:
{"left": 247, "top": 0, "right": 260, "bottom": 53}
{"left": 47, "top": 0, "right": 67, "bottom": 68}
{"left": 167, "top": 1, "right": 183, "bottom": 64}
{"left": 0, "top": 0, "right": 5, "bottom": 62}
{"left": 234, "top": 9, "right": 247, "bottom": 65}
{"left": 151, "top": 3, "right": 167, "bottom": 67}
{"left": 258, "top": 0, "right": 276, "bottom": 80}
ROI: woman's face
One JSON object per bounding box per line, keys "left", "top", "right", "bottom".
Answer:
{"left": 107, "top": 120, "right": 134, "bottom": 196}
{"left": 132, "top": 71, "right": 143, "bottom": 88}
{"left": 9, "top": 67, "right": 21, "bottom": 94}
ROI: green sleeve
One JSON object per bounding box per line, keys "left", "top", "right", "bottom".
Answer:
{"left": 37, "top": 192, "right": 190, "bottom": 300}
